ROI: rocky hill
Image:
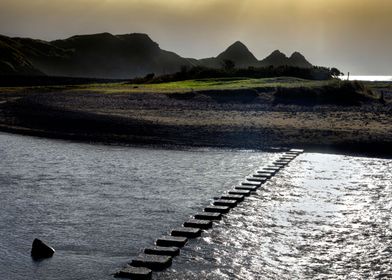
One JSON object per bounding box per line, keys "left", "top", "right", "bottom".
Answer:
{"left": 0, "top": 33, "right": 313, "bottom": 78}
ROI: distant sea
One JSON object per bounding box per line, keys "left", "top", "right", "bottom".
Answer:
{"left": 340, "top": 75, "right": 392, "bottom": 81}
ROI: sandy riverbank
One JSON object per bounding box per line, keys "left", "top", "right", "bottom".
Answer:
{"left": 0, "top": 85, "right": 391, "bottom": 156}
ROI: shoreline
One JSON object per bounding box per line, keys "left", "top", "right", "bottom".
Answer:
{"left": 1, "top": 121, "right": 391, "bottom": 159}
{"left": 0, "top": 86, "right": 391, "bottom": 158}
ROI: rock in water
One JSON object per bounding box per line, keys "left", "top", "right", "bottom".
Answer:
{"left": 31, "top": 238, "right": 55, "bottom": 259}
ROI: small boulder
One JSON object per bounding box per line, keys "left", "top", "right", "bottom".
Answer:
{"left": 31, "top": 238, "right": 55, "bottom": 259}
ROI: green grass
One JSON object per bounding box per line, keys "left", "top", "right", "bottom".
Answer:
{"left": 0, "top": 77, "right": 340, "bottom": 95}
{"left": 64, "top": 77, "right": 337, "bottom": 94}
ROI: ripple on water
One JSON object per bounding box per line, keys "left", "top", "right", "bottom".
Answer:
{"left": 0, "top": 132, "right": 281, "bottom": 280}
{"left": 157, "top": 153, "right": 392, "bottom": 280}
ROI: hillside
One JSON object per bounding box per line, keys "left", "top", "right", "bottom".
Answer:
{"left": 259, "top": 50, "right": 312, "bottom": 68}
{"left": 0, "top": 36, "right": 44, "bottom": 76}
{"left": 0, "top": 33, "right": 313, "bottom": 79}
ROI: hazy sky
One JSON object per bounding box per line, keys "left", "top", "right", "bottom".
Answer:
{"left": 0, "top": 0, "right": 391, "bottom": 74}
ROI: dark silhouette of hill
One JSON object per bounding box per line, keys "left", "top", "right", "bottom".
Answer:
{"left": 288, "top": 52, "right": 312, "bottom": 68}
{"left": 199, "top": 41, "right": 259, "bottom": 68}
{"left": 259, "top": 50, "right": 312, "bottom": 68}
{"left": 0, "top": 33, "right": 313, "bottom": 78}
{"left": 0, "top": 35, "right": 44, "bottom": 76}
{"left": 0, "top": 33, "right": 194, "bottom": 79}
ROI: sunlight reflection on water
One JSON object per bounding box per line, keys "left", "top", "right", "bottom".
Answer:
{"left": 158, "top": 153, "right": 392, "bottom": 279}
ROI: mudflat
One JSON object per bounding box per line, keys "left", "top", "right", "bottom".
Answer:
{"left": 0, "top": 80, "right": 391, "bottom": 156}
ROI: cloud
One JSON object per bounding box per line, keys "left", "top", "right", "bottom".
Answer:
{"left": 0, "top": 0, "right": 391, "bottom": 74}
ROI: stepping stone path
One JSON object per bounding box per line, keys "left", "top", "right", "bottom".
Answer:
{"left": 115, "top": 149, "right": 304, "bottom": 278}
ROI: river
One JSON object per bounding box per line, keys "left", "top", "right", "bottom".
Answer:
{"left": 0, "top": 132, "right": 279, "bottom": 280}
{"left": 1, "top": 133, "right": 391, "bottom": 279}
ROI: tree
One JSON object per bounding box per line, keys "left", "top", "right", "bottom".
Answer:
{"left": 330, "top": 67, "right": 343, "bottom": 78}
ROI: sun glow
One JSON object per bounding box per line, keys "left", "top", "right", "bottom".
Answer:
{"left": 0, "top": 0, "right": 391, "bottom": 74}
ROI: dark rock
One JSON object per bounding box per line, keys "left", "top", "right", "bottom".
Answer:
{"left": 236, "top": 185, "right": 258, "bottom": 191}
{"left": 268, "top": 164, "right": 284, "bottom": 169}
{"left": 261, "top": 168, "right": 278, "bottom": 174}
{"left": 272, "top": 163, "right": 286, "bottom": 167}
{"left": 280, "top": 156, "right": 296, "bottom": 160}
{"left": 144, "top": 246, "right": 179, "bottom": 257}
{"left": 171, "top": 227, "right": 201, "bottom": 238}
{"left": 265, "top": 166, "right": 280, "bottom": 171}
{"left": 246, "top": 177, "right": 267, "bottom": 183}
{"left": 131, "top": 254, "right": 172, "bottom": 271}
{"left": 204, "top": 205, "right": 230, "bottom": 214}
{"left": 242, "top": 181, "right": 261, "bottom": 186}
{"left": 213, "top": 199, "right": 237, "bottom": 207}
{"left": 156, "top": 236, "right": 187, "bottom": 247}
{"left": 183, "top": 219, "right": 212, "bottom": 229}
{"left": 31, "top": 238, "right": 55, "bottom": 259}
{"left": 194, "top": 212, "right": 222, "bottom": 220}
{"left": 253, "top": 173, "right": 272, "bottom": 179}
{"left": 228, "top": 189, "right": 251, "bottom": 196}
{"left": 221, "top": 194, "right": 244, "bottom": 202}
{"left": 115, "top": 266, "right": 152, "bottom": 279}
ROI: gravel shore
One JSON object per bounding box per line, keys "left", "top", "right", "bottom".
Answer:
{"left": 0, "top": 89, "right": 391, "bottom": 156}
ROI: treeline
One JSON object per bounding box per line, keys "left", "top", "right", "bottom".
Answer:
{"left": 130, "top": 64, "right": 342, "bottom": 84}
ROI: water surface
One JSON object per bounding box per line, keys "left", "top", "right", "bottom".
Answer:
{"left": 0, "top": 132, "right": 278, "bottom": 280}
{"left": 158, "top": 153, "right": 392, "bottom": 279}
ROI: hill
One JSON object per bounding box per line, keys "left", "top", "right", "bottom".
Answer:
{"left": 0, "top": 33, "right": 313, "bottom": 79}
{"left": 0, "top": 33, "right": 193, "bottom": 79}
{"left": 0, "top": 35, "right": 44, "bottom": 76}
{"left": 259, "top": 50, "right": 312, "bottom": 68}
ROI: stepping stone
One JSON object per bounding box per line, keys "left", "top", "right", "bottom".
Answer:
{"left": 252, "top": 174, "right": 271, "bottom": 179}
{"left": 213, "top": 199, "right": 237, "bottom": 207}
{"left": 271, "top": 162, "right": 286, "bottom": 165}
{"left": 242, "top": 181, "right": 261, "bottom": 186}
{"left": 131, "top": 254, "right": 172, "bottom": 271}
{"left": 268, "top": 164, "right": 284, "bottom": 169}
{"left": 286, "top": 153, "right": 299, "bottom": 156}
{"left": 256, "top": 171, "right": 273, "bottom": 177}
{"left": 194, "top": 212, "right": 222, "bottom": 220}
{"left": 220, "top": 194, "right": 244, "bottom": 202}
{"left": 171, "top": 227, "right": 201, "bottom": 238}
{"left": 228, "top": 189, "right": 251, "bottom": 196}
{"left": 184, "top": 219, "right": 212, "bottom": 229}
{"left": 262, "top": 168, "right": 277, "bottom": 174}
{"left": 235, "top": 185, "right": 258, "bottom": 191}
{"left": 156, "top": 236, "right": 187, "bottom": 247}
{"left": 204, "top": 205, "right": 230, "bottom": 214}
{"left": 115, "top": 265, "right": 152, "bottom": 279}
{"left": 290, "top": 149, "right": 304, "bottom": 153}
{"left": 265, "top": 166, "right": 280, "bottom": 171}
{"left": 246, "top": 177, "right": 267, "bottom": 183}
{"left": 144, "top": 246, "right": 179, "bottom": 257}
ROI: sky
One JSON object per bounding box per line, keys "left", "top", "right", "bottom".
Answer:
{"left": 0, "top": 0, "right": 391, "bottom": 75}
